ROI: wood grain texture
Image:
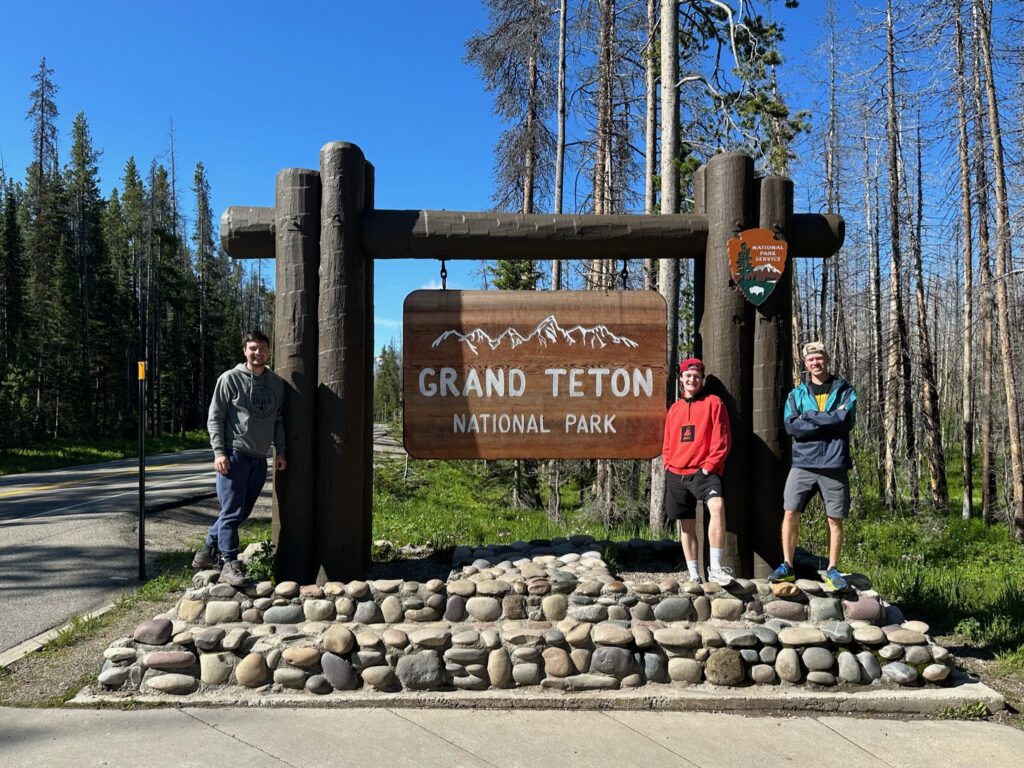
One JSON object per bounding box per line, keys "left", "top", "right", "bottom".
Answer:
{"left": 403, "top": 290, "right": 667, "bottom": 459}
{"left": 272, "top": 168, "right": 321, "bottom": 584}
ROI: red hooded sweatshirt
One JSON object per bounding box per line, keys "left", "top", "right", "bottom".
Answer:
{"left": 662, "top": 391, "right": 731, "bottom": 476}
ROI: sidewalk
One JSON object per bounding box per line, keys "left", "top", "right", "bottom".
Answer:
{"left": 3, "top": 707, "right": 1022, "bottom": 767}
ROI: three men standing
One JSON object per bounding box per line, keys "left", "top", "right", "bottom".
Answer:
{"left": 769, "top": 341, "right": 856, "bottom": 590}
{"left": 193, "top": 330, "right": 286, "bottom": 586}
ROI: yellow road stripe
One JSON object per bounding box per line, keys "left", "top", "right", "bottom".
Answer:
{"left": 0, "top": 462, "right": 199, "bottom": 499}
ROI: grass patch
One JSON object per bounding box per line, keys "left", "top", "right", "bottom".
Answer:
{"left": 938, "top": 701, "right": 991, "bottom": 720}
{"left": 0, "top": 430, "right": 209, "bottom": 475}
{"left": 372, "top": 457, "right": 671, "bottom": 552}
{"left": 996, "top": 646, "right": 1024, "bottom": 681}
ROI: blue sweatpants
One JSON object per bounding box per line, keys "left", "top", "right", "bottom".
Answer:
{"left": 206, "top": 450, "right": 268, "bottom": 561}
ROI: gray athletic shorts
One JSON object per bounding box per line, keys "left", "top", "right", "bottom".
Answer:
{"left": 783, "top": 467, "right": 850, "bottom": 519}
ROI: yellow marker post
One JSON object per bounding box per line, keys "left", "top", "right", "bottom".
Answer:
{"left": 138, "top": 361, "right": 146, "bottom": 581}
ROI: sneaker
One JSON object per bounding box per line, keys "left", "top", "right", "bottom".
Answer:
{"left": 688, "top": 573, "right": 704, "bottom": 586}
{"left": 191, "top": 543, "right": 219, "bottom": 570}
{"left": 768, "top": 562, "right": 795, "bottom": 583}
{"left": 219, "top": 558, "right": 249, "bottom": 587}
{"left": 824, "top": 566, "right": 848, "bottom": 591}
{"left": 708, "top": 566, "right": 735, "bottom": 586}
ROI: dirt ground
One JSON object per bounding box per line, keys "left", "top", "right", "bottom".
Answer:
{"left": 2, "top": 508, "right": 1021, "bottom": 727}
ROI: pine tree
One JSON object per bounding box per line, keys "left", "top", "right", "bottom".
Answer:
{"left": 374, "top": 343, "right": 402, "bottom": 423}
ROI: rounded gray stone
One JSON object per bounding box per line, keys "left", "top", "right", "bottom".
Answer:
{"left": 305, "top": 674, "right": 333, "bottom": 695}
{"left": 396, "top": 651, "right": 445, "bottom": 690}
{"left": 145, "top": 673, "right": 198, "bottom": 695}
{"left": 321, "top": 652, "right": 357, "bottom": 690}
{"left": 750, "top": 664, "right": 776, "bottom": 684}
{"left": 466, "top": 596, "right": 502, "bottom": 622}
{"left": 904, "top": 645, "right": 932, "bottom": 665}
{"left": 99, "top": 667, "right": 129, "bottom": 687}
{"left": 806, "top": 670, "right": 836, "bottom": 686}
{"left": 590, "top": 646, "right": 634, "bottom": 677}
{"left": 776, "top": 648, "right": 802, "bottom": 683}
{"left": 923, "top": 663, "right": 951, "bottom": 683}
{"left": 802, "top": 647, "right": 835, "bottom": 672}
{"left": 808, "top": 596, "right": 844, "bottom": 623}
{"left": 837, "top": 651, "right": 861, "bottom": 683}
{"left": 667, "top": 657, "right": 702, "bottom": 683}
{"left": 263, "top": 605, "right": 304, "bottom": 624}
{"left": 360, "top": 665, "right": 396, "bottom": 690}
{"left": 856, "top": 651, "right": 882, "bottom": 682}
{"left": 199, "top": 652, "right": 235, "bottom": 685}
{"left": 882, "top": 661, "right": 919, "bottom": 685}
{"left": 720, "top": 629, "right": 758, "bottom": 648}
{"left": 352, "top": 600, "right": 384, "bottom": 624}
{"left": 274, "top": 667, "right": 307, "bottom": 688}
{"left": 819, "top": 620, "right": 853, "bottom": 645}
{"left": 512, "top": 662, "right": 543, "bottom": 686}
{"left": 759, "top": 646, "right": 778, "bottom": 664}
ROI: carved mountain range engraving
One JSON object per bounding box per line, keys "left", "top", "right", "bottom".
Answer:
{"left": 431, "top": 314, "right": 639, "bottom": 356}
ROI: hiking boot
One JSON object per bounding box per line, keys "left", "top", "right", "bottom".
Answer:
{"left": 824, "top": 566, "right": 848, "bottom": 591}
{"left": 768, "top": 562, "right": 795, "bottom": 583}
{"left": 219, "top": 558, "right": 249, "bottom": 587}
{"left": 191, "top": 543, "right": 219, "bottom": 570}
{"left": 707, "top": 565, "right": 735, "bottom": 586}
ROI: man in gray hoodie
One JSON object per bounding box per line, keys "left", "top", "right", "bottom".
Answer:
{"left": 193, "top": 329, "right": 286, "bottom": 585}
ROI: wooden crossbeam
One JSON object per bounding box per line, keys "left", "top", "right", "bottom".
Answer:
{"left": 220, "top": 207, "right": 844, "bottom": 262}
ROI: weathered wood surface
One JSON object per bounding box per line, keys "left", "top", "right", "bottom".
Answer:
{"left": 751, "top": 176, "right": 793, "bottom": 578}
{"left": 221, "top": 207, "right": 844, "bottom": 262}
{"left": 316, "top": 142, "right": 370, "bottom": 581}
{"left": 403, "top": 290, "right": 667, "bottom": 459}
{"left": 272, "top": 168, "right": 321, "bottom": 584}
{"left": 701, "top": 152, "right": 757, "bottom": 577}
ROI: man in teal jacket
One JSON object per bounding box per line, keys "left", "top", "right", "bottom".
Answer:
{"left": 769, "top": 341, "right": 856, "bottom": 590}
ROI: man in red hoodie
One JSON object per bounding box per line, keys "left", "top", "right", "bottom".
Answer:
{"left": 662, "top": 358, "right": 733, "bottom": 585}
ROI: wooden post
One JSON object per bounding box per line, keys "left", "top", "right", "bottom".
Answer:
{"left": 362, "top": 161, "right": 376, "bottom": 570}
{"left": 317, "top": 142, "right": 370, "bottom": 580}
{"left": 272, "top": 168, "right": 321, "bottom": 584}
{"left": 701, "top": 153, "right": 757, "bottom": 577}
{"left": 752, "top": 176, "right": 794, "bottom": 577}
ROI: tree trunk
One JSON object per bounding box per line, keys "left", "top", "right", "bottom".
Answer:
{"left": 971, "top": 7, "right": 996, "bottom": 522}
{"left": 650, "top": 0, "right": 680, "bottom": 535}
{"left": 552, "top": 0, "right": 567, "bottom": 290}
{"left": 955, "top": 1, "right": 974, "bottom": 520}
{"left": 976, "top": 0, "right": 1024, "bottom": 538}
{"left": 865, "top": 142, "right": 887, "bottom": 501}
{"left": 643, "top": 0, "right": 657, "bottom": 291}
{"left": 911, "top": 121, "right": 947, "bottom": 508}
{"left": 884, "top": 0, "right": 914, "bottom": 512}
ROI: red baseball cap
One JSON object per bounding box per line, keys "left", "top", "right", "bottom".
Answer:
{"left": 679, "top": 357, "right": 705, "bottom": 375}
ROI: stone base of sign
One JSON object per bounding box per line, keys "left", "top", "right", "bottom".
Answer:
{"left": 88, "top": 538, "right": 972, "bottom": 708}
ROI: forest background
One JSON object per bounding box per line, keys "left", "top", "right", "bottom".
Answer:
{"left": 1, "top": 0, "right": 1023, "bottom": 546}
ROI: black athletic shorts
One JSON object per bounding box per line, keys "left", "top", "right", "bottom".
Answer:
{"left": 665, "top": 470, "right": 724, "bottom": 521}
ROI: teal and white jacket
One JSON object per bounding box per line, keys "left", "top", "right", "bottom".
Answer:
{"left": 783, "top": 376, "right": 856, "bottom": 470}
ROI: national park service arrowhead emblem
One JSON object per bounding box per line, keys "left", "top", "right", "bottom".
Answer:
{"left": 727, "top": 228, "right": 788, "bottom": 306}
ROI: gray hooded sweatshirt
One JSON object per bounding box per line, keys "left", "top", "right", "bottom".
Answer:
{"left": 208, "top": 363, "right": 286, "bottom": 459}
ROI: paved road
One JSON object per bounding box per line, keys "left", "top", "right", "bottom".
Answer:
{"left": 4, "top": 708, "right": 1024, "bottom": 767}
{"left": 0, "top": 449, "right": 216, "bottom": 655}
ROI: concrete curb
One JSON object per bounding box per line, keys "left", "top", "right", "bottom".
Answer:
{"left": 0, "top": 602, "right": 117, "bottom": 669}
{"left": 70, "top": 672, "right": 1004, "bottom": 715}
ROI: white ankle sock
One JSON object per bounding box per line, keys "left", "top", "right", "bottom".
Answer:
{"left": 687, "top": 560, "right": 700, "bottom": 579}
{"left": 710, "top": 547, "right": 723, "bottom": 570}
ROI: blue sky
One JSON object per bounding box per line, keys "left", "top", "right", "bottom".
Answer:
{"left": 0, "top": 1, "right": 829, "bottom": 356}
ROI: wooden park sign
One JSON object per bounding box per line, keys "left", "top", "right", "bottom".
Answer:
{"left": 728, "top": 228, "right": 788, "bottom": 306}
{"left": 403, "top": 290, "right": 667, "bottom": 459}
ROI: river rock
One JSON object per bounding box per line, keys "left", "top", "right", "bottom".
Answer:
{"left": 668, "top": 657, "right": 702, "bottom": 683}
{"left": 592, "top": 623, "right": 633, "bottom": 646}
{"left": 305, "top": 674, "right": 332, "bottom": 695}
{"left": 541, "top": 594, "right": 568, "bottom": 621}
{"left": 193, "top": 627, "right": 226, "bottom": 652}
{"left": 775, "top": 648, "right": 802, "bottom": 682}
{"left": 654, "top": 597, "right": 695, "bottom": 622}
{"left": 750, "top": 664, "right": 776, "bottom": 684}
{"left": 396, "top": 651, "right": 445, "bottom": 690}
{"left": 263, "top": 605, "right": 304, "bottom": 625}
{"left": 283, "top": 646, "right": 321, "bottom": 668}
{"left": 145, "top": 673, "right": 198, "bottom": 695}
{"left": 704, "top": 649, "right": 744, "bottom": 686}
{"left": 720, "top": 629, "right": 758, "bottom": 648}
{"left": 145, "top": 651, "right": 195, "bottom": 670}
{"left": 236, "top": 653, "right": 271, "bottom": 687}
{"left": 512, "top": 662, "right": 543, "bottom": 686}
{"left": 885, "top": 628, "right": 927, "bottom": 645}
{"left": 320, "top": 652, "right": 356, "bottom": 690}
{"left": 778, "top": 627, "right": 826, "bottom": 647}
{"left": 765, "top": 601, "right": 807, "bottom": 621}
{"left": 323, "top": 625, "right": 355, "bottom": 655}
{"left": 98, "top": 667, "right": 130, "bottom": 687}
{"left": 133, "top": 619, "right": 173, "bottom": 646}
{"left": 303, "top": 599, "right": 335, "bottom": 622}
{"left": 802, "top": 647, "right": 835, "bottom": 671}
{"left": 843, "top": 595, "right": 883, "bottom": 622}
{"left": 360, "top": 665, "right": 396, "bottom": 690}
{"left": 882, "top": 661, "right": 919, "bottom": 685}
{"left": 759, "top": 646, "right": 778, "bottom": 664}
{"left": 543, "top": 673, "right": 619, "bottom": 691}
{"left": 879, "top": 643, "right": 904, "bottom": 660}
{"left": 653, "top": 627, "right": 701, "bottom": 648}
{"left": 806, "top": 671, "right": 836, "bottom": 686}
{"left": 177, "top": 599, "right": 205, "bottom": 623}
{"left": 274, "top": 667, "right": 307, "bottom": 688}
{"left": 771, "top": 582, "right": 801, "bottom": 598}
{"left": 199, "top": 652, "right": 235, "bottom": 684}
{"left": 904, "top": 645, "right": 932, "bottom": 665}
{"left": 853, "top": 625, "right": 886, "bottom": 645}
{"left": 570, "top": 648, "right": 591, "bottom": 673}
{"left": 856, "top": 651, "right": 882, "bottom": 682}
{"left": 819, "top": 620, "right": 853, "bottom": 645}
{"left": 487, "top": 648, "right": 513, "bottom": 687}
{"left": 590, "top": 646, "right": 633, "bottom": 677}
{"left": 837, "top": 651, "right": 861, "bottom": 683}
{"left": 808, "top": 597, "right": 843, "bottom": 623}
{"left": 466, "top": 596, "right": 502, "bottom": 621}
{"left": 710, "top": 598, "right": 745, "bottom": 621}
{"left": 352, "top": 600, "right": 383, "bottom": 624}
{"left": 923, "top": 663, "right": 950, "bottom": 682}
